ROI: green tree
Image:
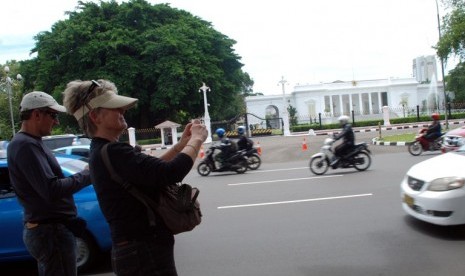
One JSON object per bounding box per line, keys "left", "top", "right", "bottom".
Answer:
{"left": 435, "top": 0, "right": 465, "bottom": 102}
{"left": 436, "top": 0, "right": 465, "bottom": 60}
{"left": 287, "top": 105, "right": 298, "bottom": 126}
{"left": 445, "top": 62, "right": 465, "bottom": 102}
{"left": 20, "top": 0, "right": 251, "bottom": 131}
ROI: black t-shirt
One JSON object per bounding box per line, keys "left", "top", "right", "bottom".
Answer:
{"left": 8, "top": 132, "right": 91, "bottom": 223}
{"left": 90, "top": 137, "right": 193, "bottom": 243}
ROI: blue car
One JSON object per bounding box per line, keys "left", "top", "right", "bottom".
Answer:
{"left": 0, "top": 154, "right": 111, "bottom": 271}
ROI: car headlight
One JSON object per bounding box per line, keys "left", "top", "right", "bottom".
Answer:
{"left": 458, "top": 138, "right": 465, "bottom": 147}
{"left": 428, "top": 177, "right": 465, "bottom": 191}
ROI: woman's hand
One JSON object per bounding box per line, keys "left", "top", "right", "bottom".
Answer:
{"left": 190, "top": 119, "right": 208, "bottom": 143}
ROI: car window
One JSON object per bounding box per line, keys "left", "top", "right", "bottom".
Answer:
{"left": 0, "top": 167, "right": 15, "bottom": 199}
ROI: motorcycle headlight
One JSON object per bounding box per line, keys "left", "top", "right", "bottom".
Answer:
{"left": 428, "top": 177, "right": 465, "bottom": 191}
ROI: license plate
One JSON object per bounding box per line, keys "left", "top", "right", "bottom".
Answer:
{"left": 403, "top": 194, "right": 414, "bottom": 207}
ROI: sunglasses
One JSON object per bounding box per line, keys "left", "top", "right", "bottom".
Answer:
{"left": 40, "top": 109, "right": 59, "bottom": 120}
{"left": 80, "top": 80, "right": 101, "bottom": 111}
{"left": 87, "top": 80, "right": 101, "bottom": 95}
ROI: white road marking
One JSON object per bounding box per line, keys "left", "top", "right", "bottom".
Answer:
{"left": 227, "top": 174, "right": 343, "bottom": 186}
{"left": 247, "top": 167, "right": 309, "bottom": 173}
{"left": 218, "top": 193, "right": 373, "bottom": 209}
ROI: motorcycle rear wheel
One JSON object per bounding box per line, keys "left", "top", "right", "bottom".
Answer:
{"left": 353, "top": 151, "right": 371, "bottom": 171}
{"left": 247, "top": 154, "right": 261, "bottom": 170}
{"left": 197, "top": 162, "right": 212, "bottom": 176}
{"left": 408, "top": 141, "right": 423, "bottom": 156}
{"left": 309, "top": 156, "right": 329, "bottom": 175}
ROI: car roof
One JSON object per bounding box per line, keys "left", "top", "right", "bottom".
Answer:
{"left": 53, "top": 145, "right": 90, "bottom": 151}
{"left": 42, "top": 134, "right": 77, "bottom": 139}
{"left": 446, "top": 126, "right": 465, "bottom": 135}
{"left": 0, "top": 153, "right": 87, "bottom": 172}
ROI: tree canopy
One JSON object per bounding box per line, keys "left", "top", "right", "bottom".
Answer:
{"left": 437, "top": 0, "right": 465, "bottom": 60}
{"left": 19, "top": 0, "right": 253, "bottom": 131}
{"left": 436, "top": 0, "right": 465, "bottom": 102}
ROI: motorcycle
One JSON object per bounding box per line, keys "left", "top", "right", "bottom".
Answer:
{"left": 243, "top": 147, "right": 261, "bottom": 170}
{"left": 407, "top": 128, "right": 444, "bottom": 156}
{"left": 309, "top": 137, "right": 372, "bottom": 175}
{"left": 197, "top": 146, "right": 248, "bottom": 176}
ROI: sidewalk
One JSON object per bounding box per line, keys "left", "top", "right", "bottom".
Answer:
{"left": 140, "top": 119, "right": 465, "bottom": 155}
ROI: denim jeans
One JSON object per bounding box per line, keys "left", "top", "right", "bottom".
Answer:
{"left": 111, "top": 235, "right": 177, "bottom": 276}
{"left": 23, "top": 223, "right": 77, "bottom": 276}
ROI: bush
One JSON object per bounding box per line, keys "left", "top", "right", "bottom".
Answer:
{"left": 290, "top": 112, "right": 465, "bottom": 132}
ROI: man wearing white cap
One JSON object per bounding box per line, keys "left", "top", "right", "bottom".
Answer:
{"left": 63, "top": 79, "right": 208, "bottom": 275}
{"left": 7, "top": 91, "right": 92, "bottom": 276}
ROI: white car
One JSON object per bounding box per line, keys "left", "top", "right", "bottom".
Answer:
{"left": 401, "top": 145, "right": 465, "bottom": 225}
{"left": 53, "top": 145, "right": 90, "bottom": 159}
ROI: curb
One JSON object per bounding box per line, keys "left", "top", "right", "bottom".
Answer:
{"left": 371, "top": 138, "right": 409, "bottom": 147}
{"left": 308, "top": 120, "right": 465, "bottom": 147}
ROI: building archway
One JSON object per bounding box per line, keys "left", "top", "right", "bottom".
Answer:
{"left": 266, "top": 105, "right": 280, "bottom": 129}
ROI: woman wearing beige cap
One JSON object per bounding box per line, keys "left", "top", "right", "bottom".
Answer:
{"left": 63, "top": 79, "right": 208, "bottom": 276}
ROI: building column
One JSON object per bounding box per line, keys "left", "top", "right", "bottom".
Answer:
{"left": 368, "top": 93, "right": 373, "bottom": 114}
{"left": 349, "top": 95, "right": 353, "bottom": 114}
{"left": 339, "top": 94, "right": 343, "bottom": 115}
{"left": 377, "top": 92, "right": 382, "bottom": 112}
{"left": 359, "top": 93, "right": 363, "bottom": 115}
{"left": 329, "top": 95, "right": 334, "bottom": 116}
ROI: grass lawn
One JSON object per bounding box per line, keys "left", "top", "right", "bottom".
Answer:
{"left": 377, "top": 133, "right": 417, "bottom": 142}
{"left": 378, "top": 125, "right": 461, "bottom": 142}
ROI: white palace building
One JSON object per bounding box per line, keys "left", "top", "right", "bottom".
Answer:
{"left": 245, "top": 56, "right": 447, "bottom": 128}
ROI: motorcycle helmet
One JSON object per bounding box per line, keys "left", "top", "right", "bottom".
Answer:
{"left": 237, "top": 126, "right": 246, "bottom": 135}
{"left": 338, "top": 115, "right": 350, "bottom": 126}
{"left": 431, "top": 113, "right": 440, "bottom": 120}
{"left": 215, "top": 128, "right": 226, "bottom": 138}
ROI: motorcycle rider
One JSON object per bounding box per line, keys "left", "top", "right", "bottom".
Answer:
{"left": 215, "top": 128, "right": 236, "bottom": 167}
{"left": 424, "top": 113, "right": 442, "bottom": 149}
{"left": 331, "top": 115, "right": 355, "bottom": 166}
{"left": 236, "top": 126, "right": 254, "bottom": 151}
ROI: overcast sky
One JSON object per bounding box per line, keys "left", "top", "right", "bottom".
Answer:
{"left": 0, "top": 0, "right": 456, "bottom": 95}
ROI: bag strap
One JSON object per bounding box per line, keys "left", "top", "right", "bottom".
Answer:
{"left": 100, "top": 143, "right": 158, "bottom": 227}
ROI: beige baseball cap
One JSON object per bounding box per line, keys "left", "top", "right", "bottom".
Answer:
{"left": 73, "top": 90, "right": 138, "bottom": 120}
{"left": 20, "top": 91, "right": 67, "bottom": 112}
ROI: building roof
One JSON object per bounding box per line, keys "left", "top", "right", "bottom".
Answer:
{"left": 155, "top": 120, "right": 181, "bottom": 129}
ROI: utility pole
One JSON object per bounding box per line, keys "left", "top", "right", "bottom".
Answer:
{"left": 278, "top": 76, "right": 291, "bottom": 136}
{"left": 435, "top": 0, "right": 448, "bottom": 129}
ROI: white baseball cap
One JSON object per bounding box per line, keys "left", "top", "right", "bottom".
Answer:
{"left": 20, "top": 91, "right": 67, "bottom": 112}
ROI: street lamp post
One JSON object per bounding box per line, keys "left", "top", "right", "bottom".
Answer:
{"left": 3, "top": 66, "right": 22, "bottom": 136}
{"left": 435, "top": 0, "right": 448, "bottom": 129}
{"left": 199, "top": 82, "right": 212, "bottom": 143}
{"left": 278, "top": 76, "right": 291, "bottom": 136}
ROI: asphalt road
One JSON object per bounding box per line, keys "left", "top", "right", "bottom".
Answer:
{"left": 177, "top": 151, "right": 465, "bottom": 276}
{"left": 3, "top": 126, "right": 461, "bottom": 276}
{"left": 76, "top": 143, "right": 465, "bottom": 276}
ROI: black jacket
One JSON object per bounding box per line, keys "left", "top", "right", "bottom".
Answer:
{"left": 334, "top": 123, "right": 355, "bottom": 145}
{"left": 90, "top": 138, "right": 193, "bottom": 243}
